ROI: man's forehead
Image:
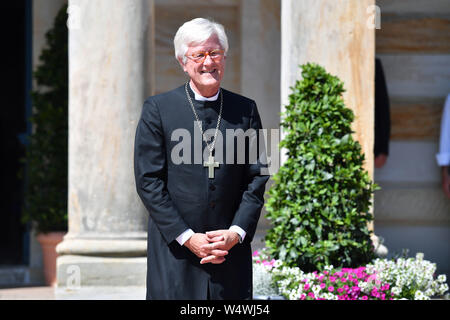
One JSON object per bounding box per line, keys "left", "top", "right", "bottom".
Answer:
{"left": 187, "top": 37, "right": 222, "bottom": 51}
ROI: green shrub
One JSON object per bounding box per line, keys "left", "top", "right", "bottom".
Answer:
{"left": 264, "top": 63, "right": 378, "bottom": 272}
{"left": 21, "top": 4, "right": 68, "bottom": 234}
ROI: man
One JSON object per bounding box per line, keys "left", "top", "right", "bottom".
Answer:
{"left": 436, "top": 94, "right": 450, "bottom": 199}
{"left": 134, "top": 18, "right": 269, "bottom": 299}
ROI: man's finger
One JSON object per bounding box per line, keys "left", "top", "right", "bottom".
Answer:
{"left": 200, "top": 255, "right": 225, "bottom": 264}
{"left": 206, "top": 230, "right": 224, "bottom": 238}
{"left": 210, "top": 257, "right": 226, "bottom": 264}
{"left": 201, "top": 241, "right": 225, "bottom": 250}
{"left": 210, "top": 249, "right": 228, "bottom": 257}
{"left": 208, "top": 236, "right": 224, "bottom": 242}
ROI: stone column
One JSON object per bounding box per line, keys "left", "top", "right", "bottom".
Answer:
{"left": 56, "top": 0, "right": 155, "bottom": 289}
{"left": 241, "top": 0, "right": 281, "bottom": 249}
{"left": 281, "top": 0, "right": 387, "bottom": 256}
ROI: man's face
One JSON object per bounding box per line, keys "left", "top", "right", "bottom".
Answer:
{"left": 180, "top": 34, "right": 226, "bottom": 95}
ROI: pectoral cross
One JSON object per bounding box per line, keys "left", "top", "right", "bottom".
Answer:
{"left": 204, "top": 154, "right": 219, "bottom": 179}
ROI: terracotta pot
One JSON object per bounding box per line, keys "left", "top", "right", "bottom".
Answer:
{"left": 36, "top": 232, "right": 66, "bottom": 287}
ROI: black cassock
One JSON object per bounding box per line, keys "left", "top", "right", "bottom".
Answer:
{"left": 134, "top": 84, "right": 269, "bottom": 300}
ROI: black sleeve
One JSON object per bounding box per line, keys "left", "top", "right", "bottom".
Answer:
{"left": 374, "top": 58, "right": 391, "bottom": 157}
{"left": 134, "top": 99, "right": 190, "bottom": 244}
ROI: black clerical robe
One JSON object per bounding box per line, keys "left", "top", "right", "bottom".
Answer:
{"left": 134, "top": 84, "right": 269, "bottom": 300}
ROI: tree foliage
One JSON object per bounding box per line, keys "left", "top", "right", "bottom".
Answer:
{"left": 265, "top": 63, "right": 378, "bottom": 272}
{"left": 22, "top": 5, "right": 68, "bottom": 233}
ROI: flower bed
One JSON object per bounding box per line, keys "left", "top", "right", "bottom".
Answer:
{"left": 253, "top": 250, "right": 449, "bottom": 300}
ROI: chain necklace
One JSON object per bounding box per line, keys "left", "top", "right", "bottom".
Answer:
{"left": 185, "top": 82, "right": 223, "bottom": 179}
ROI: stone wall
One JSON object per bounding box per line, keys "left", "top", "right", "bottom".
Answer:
{"left": 374, "top": 0, "right": 450, "bottom": 278}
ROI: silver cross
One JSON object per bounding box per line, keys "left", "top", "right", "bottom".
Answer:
{"left": 204, "top": 154, "right": 219, "bottom": 179}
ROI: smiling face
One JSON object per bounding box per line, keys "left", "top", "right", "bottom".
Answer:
{"left": 179, "top": 34, "right": 226, "bottom": 97}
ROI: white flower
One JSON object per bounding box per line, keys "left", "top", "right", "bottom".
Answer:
{"left": 312, "top": 285, "right": 321, "bottom": 295}
{"left": 391, "top": 287, "right": 401, "bottom": 296}
{"left": 439, "top": 284, "right": 449, "bottom": 295}
{"left": 437, "top": 274, "right": 447, "bottom": 283}
{"left": 274, "top": 259, "right": 283, "bottom": 268}
{"left": 415, "top": 252, "right": 424, "bottom": 261}
{"left": 253, "top": 263, "right": 278, "bottom": 296}
{"left": 425, "top": 289, "right": 434, "bottom": 297}
{"left": 414, "top": 290, "right": 429, "bottom": 300}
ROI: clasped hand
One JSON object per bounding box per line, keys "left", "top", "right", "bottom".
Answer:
{"left": 184, "top": 230, "right": 240, "bottom": 265}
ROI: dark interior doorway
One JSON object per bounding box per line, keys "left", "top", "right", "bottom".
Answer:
{"left": 0, "top": 0, "right": 31, "bottom": 265}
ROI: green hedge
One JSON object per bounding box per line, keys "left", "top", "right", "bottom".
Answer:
{"left": 265, "top": 63, "right": 378, "bottom": 272}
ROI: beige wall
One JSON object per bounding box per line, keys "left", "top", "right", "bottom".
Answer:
{"left": 374, "top": 0, "right": 450, "bottom": 277}
{"left": 154, "top": 0, "right": 241, "bottom": 95}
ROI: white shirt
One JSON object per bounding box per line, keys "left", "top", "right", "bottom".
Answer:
{"left": 176, "top": 83, "right": 246, "bottom": 246}
{"left": 436, "top": 94, "right": 450, "bottom": 166}
{"left": 190, "top": 82, "right": 220, "bottom": 101}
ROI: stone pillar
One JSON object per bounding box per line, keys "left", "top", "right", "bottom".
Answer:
{"left": 281, "top": 0, "right": 387, "bottom": 256}
{"left": 241, "top": 0, "right": 281, "bottom": 249}
{"left": 56, "top": 0, "right": 155, "bottom": 289}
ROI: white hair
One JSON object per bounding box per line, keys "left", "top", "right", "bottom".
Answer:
{"left": 174, "top": 18, "right": 229, "bottom": 64}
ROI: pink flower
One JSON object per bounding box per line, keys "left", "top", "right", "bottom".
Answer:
{"left": 362, "top": 296, "right": 368, "bottom": 300}
{"left": 252, "top": 250, "right": 259, "bottom": 257}
{"left": 343, "top": 285, "right": 349, "bottom": 292}
{"left": 341, "top": 277, "right": 348, "bottom": 283}
{"left": 318, "top": 275, "right": 324, "bottom": 282}
{"left": 300, "top": 294, "right": 306, "bottom": 300}
{"left": 330, "top": 276, "right": 336, "bottom": 283}
{"left": 328, "top": 286, "right": 334, "bottom": 292}
{"left": 367, "top": 274, "right": 377, "bottom": 282}
{"left": 308, "top": 292, "right": 315, "bottom": 298}
{"left": 371, "top": 288, "right": 379, "bottom": 297}
{"left": 337, "top": 288, "right": 344, "bottom": 293}
{"left": 304, "top": 283, "right": 310, "bottom": 291}
{"left": 320, "top": 283, "right": 326, "bottom": 289}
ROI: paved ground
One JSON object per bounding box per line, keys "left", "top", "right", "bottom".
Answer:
{"left": 0, "top": 286, "right": 146, "bottom": 300}
{"left": 0, "top": 286, "right": 55, "bottom": 300}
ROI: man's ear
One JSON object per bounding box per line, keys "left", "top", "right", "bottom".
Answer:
{"left": 178, "top": 57, "right": 187, "bottom": 73}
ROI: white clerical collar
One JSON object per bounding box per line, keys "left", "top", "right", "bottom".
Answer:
{"left": 190, "top": 82, "right": 219, "bottom": 101}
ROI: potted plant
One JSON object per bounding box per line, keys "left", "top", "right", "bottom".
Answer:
{"left": 264, "top": 63, "right": 378, "bottom": 272}
{"left": 21, "top": 4, "right": 68, "bottom": 287}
